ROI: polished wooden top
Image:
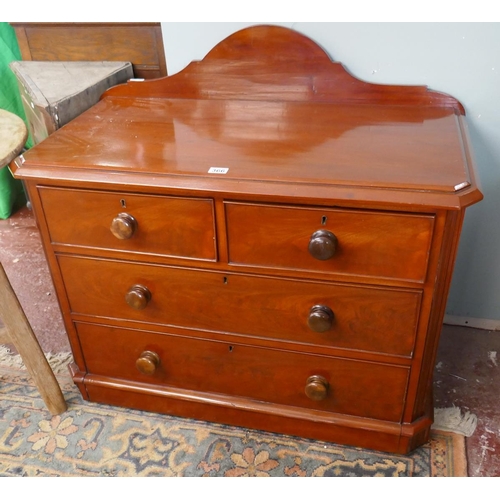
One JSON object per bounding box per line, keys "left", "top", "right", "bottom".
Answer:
{"left": 11, "top": 25, "right": 482, "bottom": 210}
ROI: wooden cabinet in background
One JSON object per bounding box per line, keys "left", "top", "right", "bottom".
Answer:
{"left": 10, "top": 22, "right": 167, "bottom": 79}
{"left": 11, "top": 25, "right": 482, "bottom": 454}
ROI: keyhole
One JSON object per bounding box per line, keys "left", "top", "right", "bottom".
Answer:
{"left": 228, "top": 345, "right": 234, "bottom": 352}
{"left": 321, "top": 215, "right": 328, "bottom": 225}
{"left": 223, "top": 276, "right": 228, "bottom": 284}
{"left": 120, "top": 199, "right": 127, "bottom": 209}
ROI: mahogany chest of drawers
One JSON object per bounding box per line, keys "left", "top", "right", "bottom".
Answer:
{"left": 11, "top": 26, "right": 483, "bottom": 454}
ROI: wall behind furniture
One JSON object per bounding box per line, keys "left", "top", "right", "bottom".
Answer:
{"left": 161, "top": 22, "right": 500, "bottom": 328}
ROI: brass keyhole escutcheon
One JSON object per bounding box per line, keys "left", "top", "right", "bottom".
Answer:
{"left": 136, "top": 350, "right": 160, "bottom": 375}
{"left": 308, "top": 230, "right": 338, "bottom": 260}
{"left": 305, "top": 375, "right": 329, "bottom": 401}
{"left": 110, "top": 213, "right": 137, "bottom": 240}
{"left": 125, "top": 284, "right": 151, "bottom": 310}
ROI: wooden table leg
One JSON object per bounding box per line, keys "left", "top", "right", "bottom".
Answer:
{"left": 0, "top": 263, "right": 67, "bottom": 415}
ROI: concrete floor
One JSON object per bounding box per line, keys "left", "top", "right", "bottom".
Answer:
{"left": 1, "top": 204, "right": 499, "bottom": 476}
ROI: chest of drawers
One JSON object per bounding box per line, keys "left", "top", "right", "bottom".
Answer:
{"left": 11, "top": 26, "right": 482, "bottom": 454}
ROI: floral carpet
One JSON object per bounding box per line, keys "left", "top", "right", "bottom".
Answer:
{"left": 0, "top": 366, "right": 467, "bottom": 477}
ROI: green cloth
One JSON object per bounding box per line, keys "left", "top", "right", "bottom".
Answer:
{"left": 0, "top": 22, "right": 32, "bottom": 219}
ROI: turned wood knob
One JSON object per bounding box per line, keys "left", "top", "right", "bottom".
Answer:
{"left": 308, "top": 230, "right": 338, "bottom": 260}
{"left": 110, "top": 213, "right": 137, "bottom": 240}
{"left": 125, "top": 284, "right": 151, "bottom": 310}
{"left": 307, "top": 305, "right": 334, "bottom": 332}
{"left": 305, "top": 375, "right": 329, "bottom": 401}
{"left": 136, "top": 350, "right": 160, "bottom": 375}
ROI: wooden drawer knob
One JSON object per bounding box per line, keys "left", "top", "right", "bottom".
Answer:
{"left": 125, "top": 284, "right": 151, "bottom": 310}
{"left": 305, "top": 375, "right": 329, "bottom": 401}
{"left": 111, "top": 213, "right": 137, "bottom": 240}
{"left": 308, "top": 305, "right": 334, "bottom": 332}
{"left": 308, "top": 230, "right": 338, "bottom": 260}
{"left": 136, "top": 350, "right": 160, "bottom": 375}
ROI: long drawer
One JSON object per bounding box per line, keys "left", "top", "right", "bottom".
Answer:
{"left": 76, "top": 322, "right": 409, "bottom": 422}
{"left": 225, "top": 202, "right": 435, "bottom": 283}
{"left": 38, "top": 187, "right": 217, "bottom": 261}
{"left": 59, "top": 255, "right": 421, "bottom": 357}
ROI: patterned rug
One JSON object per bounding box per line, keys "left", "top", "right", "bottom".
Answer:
{"left": 0, "top": 362, "right": 467, "bottom": 477}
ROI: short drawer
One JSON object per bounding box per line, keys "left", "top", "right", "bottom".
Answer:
{"left": 59, "top": 255, "right": 421, "bottom": 357}
{"left": 38, "top": 187, "right": 216, "bottom": 261}
{"left": 76, "top": 322, "right": 409, "bottom": 422}
{"left": 225, "top": 202, "right": 435, "bottom": 282}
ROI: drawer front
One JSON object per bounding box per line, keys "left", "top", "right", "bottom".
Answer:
{"left": 76, "top": 323, "right": 409, "bottom": 422}
{"left": 225, "top": 202, "right": 435, "bottom": 282}
{"left": 39, "top": 187, "right": 217, "bottom": 261}
{"left": 59, "top": 255, "right": 421, "bottom": 357}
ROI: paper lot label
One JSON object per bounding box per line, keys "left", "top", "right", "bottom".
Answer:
{"left": 208, "top": 167, "right": 229, "bottom": 174}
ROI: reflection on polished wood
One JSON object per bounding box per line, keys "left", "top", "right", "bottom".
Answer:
{"left": 15, "top": 97, "right": 475, "bottom": 203}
